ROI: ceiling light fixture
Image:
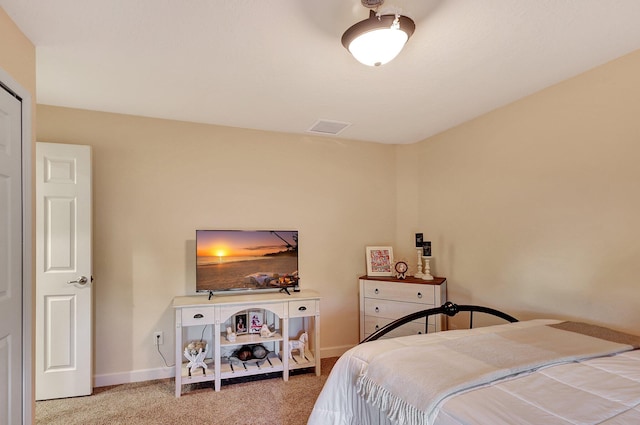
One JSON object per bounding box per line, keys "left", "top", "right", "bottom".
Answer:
{"left": 341, "top": 0, "right": 415, "bottom": 67}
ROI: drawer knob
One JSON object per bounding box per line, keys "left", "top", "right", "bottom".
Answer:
{"left": 375, "top": 325, "right": 379, "bottom": 330}
{"left": 375, "top": 307, "right": 380, "bottom": 313}
{"left": 298, "top": 306, "right": 307, "bottom": 311}
{"left": 193, "top": 313, "right": 204, "bottom": 319}
{"left": 417, "top": 292, "right": 422, "bottom": 299}
{"left": 374, "top": 288, "right": 379, "bottom": 294}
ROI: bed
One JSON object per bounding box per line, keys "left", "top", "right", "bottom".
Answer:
{"left": 308, "top": 302, "right": 640, "bottom": 425}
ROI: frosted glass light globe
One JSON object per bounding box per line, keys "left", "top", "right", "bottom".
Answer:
{"left": 347, "top": 27, "right": 409, "bottom": 66}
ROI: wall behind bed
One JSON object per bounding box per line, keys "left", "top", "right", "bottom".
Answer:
{"left": 395, "top": 48, "right": 640, "bottom": 334}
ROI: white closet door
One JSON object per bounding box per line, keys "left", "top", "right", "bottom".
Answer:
{"left": 0, "top": 77, "right": 24, "bottom": 425}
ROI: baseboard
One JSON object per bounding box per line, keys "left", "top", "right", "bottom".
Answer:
{"left": 94, "top": 366, "right": 175, "bottom": 388}
{"left": 320, "top": 344, "right": 354, "bottom": 358}
{"left": 94, "top": 344, "right": 354, "bottom": 388}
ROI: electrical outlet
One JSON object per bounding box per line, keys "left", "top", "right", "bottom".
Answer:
{"left": 153, "top": 331, "right": 164, "bottom": 345}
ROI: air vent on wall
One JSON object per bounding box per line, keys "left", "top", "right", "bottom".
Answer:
{"left": 307, "top": 119, "right": 351, "bottom": 136}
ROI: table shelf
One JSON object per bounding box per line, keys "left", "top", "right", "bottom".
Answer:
{"left": 220, "top": 352, "right": 284, "bottom": 378}
{"left": 179, "top": 358, "right": 215, "bottom": 384}
{"left": 219, "top": 332, "right": 283, "bottom": 347}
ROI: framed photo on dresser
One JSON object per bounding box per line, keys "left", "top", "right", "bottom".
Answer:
{"left": 365, "top": 246, "right": 394, "bottom": 277}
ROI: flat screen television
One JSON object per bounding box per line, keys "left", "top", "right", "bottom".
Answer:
{"left": 196, "top": 230, "right": 299, "bottom": 295}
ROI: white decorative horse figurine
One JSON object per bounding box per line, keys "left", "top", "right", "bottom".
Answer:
{"left": 288, "top": 332, "right": 308, "bottom": 359}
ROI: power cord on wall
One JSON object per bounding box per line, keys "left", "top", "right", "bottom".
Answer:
{"left": 154, "top": 324, "right": 209, "bottom": 368}
{"left": 200, "top": 324, "right": 207, "bottom": 342}
{"left": 156, "top": 334, "right": 173, "bottom": 368}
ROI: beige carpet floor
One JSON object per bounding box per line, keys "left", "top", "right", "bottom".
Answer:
{"left": 36, "top": 357, "right": 338, "bottom": 425}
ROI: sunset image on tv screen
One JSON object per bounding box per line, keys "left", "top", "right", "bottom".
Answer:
{"left": 196, "top": 230, "right": 298, "bottom": 292}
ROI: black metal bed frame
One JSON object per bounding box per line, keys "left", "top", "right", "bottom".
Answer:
{"left": 360, "top": 301, "right": 519, "bottom": 344}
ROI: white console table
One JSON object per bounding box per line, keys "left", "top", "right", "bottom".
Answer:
{"left": 173, "top": 290, "right": 320, "bottom": 396}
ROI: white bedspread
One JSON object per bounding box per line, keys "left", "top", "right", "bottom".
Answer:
{"left": 308, "top": 320, "right": 640, "bottom": 425}
{"left": 436, "top": 349, "right": 640, "bottom": 425}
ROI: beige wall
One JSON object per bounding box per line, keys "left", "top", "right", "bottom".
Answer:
{"left": 0, "top": 7, "right": 36, "bottom": 97}
{"left": 36, "top": 106, "right": 396, "bottom": 379}
{"left": 396, "top": 49, "right": 640, "bottom": 334}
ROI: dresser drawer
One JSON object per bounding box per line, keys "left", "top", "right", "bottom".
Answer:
{"left": 289, "top": 299, "right": 318, "bottom": 318}
{"left": 363, "top": 280, "right": 435, "bottom": 305}
{"left": 359, "top": 277, "right": 447, "bottom": 340}
{"left": 181, "top": 307, "right": 215, "bottom": 326}
{"left": 363, "top": 316, "right": 434, "bottom": 338}
{"left": 364, "top": 298, "right": 430, "bottom": 320}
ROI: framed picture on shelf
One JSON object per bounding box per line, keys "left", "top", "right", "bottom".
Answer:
{"left": 234, "top": 313, "right": 248, "bottom": 335}
{"left": 248, "top": 310, "right": 264, "bottom": 334}
{"left": 365, "top": 246, "right": 394, "bottom": 277}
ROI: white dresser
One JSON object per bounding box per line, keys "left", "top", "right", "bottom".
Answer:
{"left": 359, "top": 276, "right": 447, "bottom": 340}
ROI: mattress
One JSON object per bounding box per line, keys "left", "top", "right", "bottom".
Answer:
{"left": 308, "top": 320, "right": 640, "bottom": 425}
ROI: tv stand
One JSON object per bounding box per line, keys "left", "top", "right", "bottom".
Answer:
{"left": 173, "top": 290, "right": 320, "bottom": 396}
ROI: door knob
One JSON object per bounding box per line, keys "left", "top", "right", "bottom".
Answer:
{"left": 67, "top": 276, "right": 89, "bottom": 287}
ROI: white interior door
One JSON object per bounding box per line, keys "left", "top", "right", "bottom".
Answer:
{"left": 0, "top": 78, "right": 24, "bottom": 425}
{"left": 36, "top": 142, "right": 92, "bottom": 400}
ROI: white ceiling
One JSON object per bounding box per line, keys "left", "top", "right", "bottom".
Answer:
{"left": 3, "top": 0, "right": 640, "bottom": 144}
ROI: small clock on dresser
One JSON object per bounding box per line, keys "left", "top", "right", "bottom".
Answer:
{"left": 394, "top": 261, "right": 408, "bottom": 279}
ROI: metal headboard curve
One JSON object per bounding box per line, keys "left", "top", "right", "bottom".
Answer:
{"left": 360, "top": 301, "right": 518, "bottom": 344}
